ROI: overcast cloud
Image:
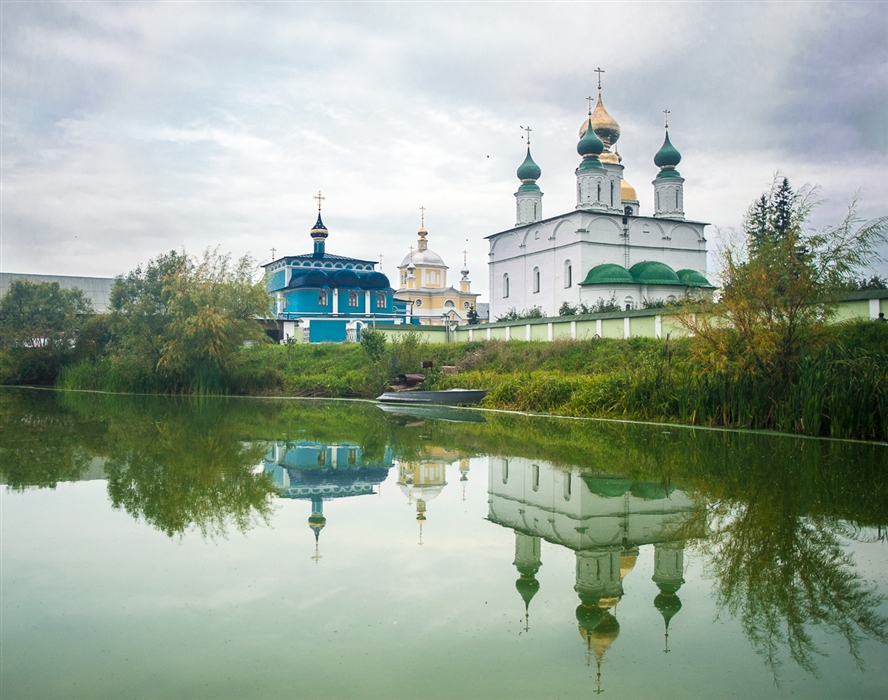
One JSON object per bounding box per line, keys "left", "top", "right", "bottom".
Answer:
{"left": 2, "top": 1, "right": 887, "bottom": 296}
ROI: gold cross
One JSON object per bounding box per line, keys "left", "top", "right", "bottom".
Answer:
{"left": 419, "top": 206, "right": 426, "bottom": 227}
{"left": 586, "top": 95, "right": 594, "bottom": 115}
{"left": 663, "top": 109, "right": 670, "bottom": 129}
{"left": 463, "top": 250, "right": 467, "bottom": 265}
{"left": 271, "top": 247, "right": 276, "bottom": 259}
{"left": 594, "top": 66, "right": 605, "bottom": 90}
{"left": 314, "top": 190, "right": 325, "bottom": 212}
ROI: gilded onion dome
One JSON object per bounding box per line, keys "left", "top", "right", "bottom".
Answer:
{"left": 621, "top": 178, "right": 638, "bottom": 201}
{"left": 579, "top": 91, "right": 621, "bottom": 165}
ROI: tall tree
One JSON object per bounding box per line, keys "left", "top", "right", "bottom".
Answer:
{"left": 0, "top": 279, "right": 93, "bottom": 384}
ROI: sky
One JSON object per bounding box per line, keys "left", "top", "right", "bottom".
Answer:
{"left": 2, "top": 1, "right": 887, "bottom": 301}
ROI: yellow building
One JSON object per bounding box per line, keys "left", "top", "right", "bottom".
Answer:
{"left": 395, "top": 222, "right": 479, "bottom": 326}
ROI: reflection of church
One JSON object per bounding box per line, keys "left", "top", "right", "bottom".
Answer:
{"left": 264, "top": 441, "right": 393, "bottom": 555}
{"left": 488, "top": 457, "right": 702, "bottom": 689}
{"left": 396, "top": 447, "right": 469, "bottom": 543}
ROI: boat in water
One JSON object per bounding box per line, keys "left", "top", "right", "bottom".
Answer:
{"left": 375, "top": 388, "right": 487, "bottom": 406}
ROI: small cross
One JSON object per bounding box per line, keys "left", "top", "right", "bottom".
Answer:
{"left": 419, "top": 206, "right": 426, "bottom": 227}
{"left": 314, "top": 190, "right": 325, "bottom": 212}
{"left": 378, "top": 253, "right": 383, "bottom": 269}
{"left": 663, "top": 109, "right": 670, "bottom": 129}
{"left": 271, "top": 247, "right": 276, "bottom": 259}
{"left": 594, "top": 66, "right": 605, "bottom": 90}
{"left": 463, "top": 250, "right": 468, "bottom": 265}
{"left": 521, "top": 125, "right": 532, "bottom": 146}
{"left": 586, "top": 95, "right": 594, "bottom": 115}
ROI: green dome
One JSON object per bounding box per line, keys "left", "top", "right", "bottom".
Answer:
{"left": 654, "top": 592, "right": 682, "bottom": 626}
{"left": 580, "top": 264, "right": 634, "bottom": 287}
{"left": 516, "top": 576, "right": 541, "bottom": 608}
{"left": 576, "top": 603, "right": 605, "bottom": 632}
{"left": 654, "top": 130, "right": 681, "bottom": 173}
{"left": 517, "top": 147, "right": 542, "bottom": 181}
{"left": 629, "top": 481, "right": 675, "bottom": 500}
{"left": 577, "top": 119, "right": 604, "bottom": 158}
{"left": 677, "top": 269, "right": 713, "bottom": 287}
{"left": 629, "top": 261, "right": 681, "bottom": 285}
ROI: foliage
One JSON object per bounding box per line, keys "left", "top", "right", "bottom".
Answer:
{"left": 495, "top": 306, "right": 546, "bottom": 322}
{"left": 466, "top": 306, "right": 480, "bottom": 325}
{"left": 585, "top": 295, "right": 621, "bottom": 313}
{"left": 360, "top": 326, "right": 387, "bottom": 361}
{"left": 0, "top": 279, "right": 93, "bottom": 384}
{"left": 63, "top": 249, "right": 272, "bottom": 394}
{"left": 681, "top": 177, "right": 888, "bottom": 379}
{"left": 847, "top": 274, "right": 888, "bottom": 291}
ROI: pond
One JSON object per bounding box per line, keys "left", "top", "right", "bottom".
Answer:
{"left": 1, "top": 387, "right": 886, "bottom": 699}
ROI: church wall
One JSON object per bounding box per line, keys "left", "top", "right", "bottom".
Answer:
{"left": 530, "top": 323, "right": 548, "bottom": 341}
{"left": 630, "top": 316, "right": 656, "bottom": 338}
{"left": 575, "top": 319, "right": 597, "bottom": 339}
{"left": 308, "top": 320, "right": 349, "bottom": 343}
{"left": 267, "top": 269, "right": 286, "bottom": 291}
{"left": 601, "top": 318, "right": 624, "bottom": 339}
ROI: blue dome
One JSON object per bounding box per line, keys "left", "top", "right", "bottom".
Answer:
{"left": 287, "top": 270, "right": 307, "bottom": 288}
{"left": 332, "top": 269, "right": 361, "bottom": 287}
{"left": 362, "top": 271, "right": 391, "bottom": 289}
{"left": 290, "top": 269, "right": 330, "bottom": 288}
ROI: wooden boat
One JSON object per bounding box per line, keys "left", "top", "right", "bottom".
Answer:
{"left": 375, "top": 388, "right": 487, "bottom": 406}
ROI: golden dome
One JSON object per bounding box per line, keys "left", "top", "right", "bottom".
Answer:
{"left": 580, "top": 92, "right": 620, "bottom": 149}
{"left": 620, "top": 554, "right": 638, "bottom": 579}
{"left": 621, "top": 178, "right": 637, "bottom": 202}
{"left": 598, "top": 596, "right": 621, "bottom": 610}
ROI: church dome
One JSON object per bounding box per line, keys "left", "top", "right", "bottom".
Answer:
{"left": 591, "top": 93, "right": 621, "bottom": 149}
{"left": 362, "top": 271, "right": 391, "bottom": 289}
{"left": 516, "top": 576, "right": 541, "bottom": 607}
{"left": 654, "top": 130, "right": 682, "bottom": 175}
{"left": 516, "top": 147, "right": 542, "bottom": 181}
{"left": 581, "top": 264, "right": 634, "bottom": 287}
{"left": 629, "top": 261, "right": 681, "bottom": 285}
{"left": 676, "top": 269, "right": 713, "bottom": 288}
{"left": 291, "top": 269, "right": 330, "bottom": 288}
{"left": 577, "top": 119, "right": 604, "bottom": 159}
{"left": 287, "top": 270, "right": 307, "bottom": 288}
{"left": 621, "top": 178, "right": 637, "bottom": 201}
{"left": 331, "top": 269, "right": 361, "bottom": 287}
{"left": 400, "top": 248, "right": 446, "bottom": 268}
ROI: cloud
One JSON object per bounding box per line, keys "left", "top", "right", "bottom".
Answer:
{"left": 2, "top": 1, "right": 886, "bottom": 287}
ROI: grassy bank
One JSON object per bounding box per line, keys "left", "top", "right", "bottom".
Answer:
{"left": 58, "top": 321, "right": 888, "bottom": 441}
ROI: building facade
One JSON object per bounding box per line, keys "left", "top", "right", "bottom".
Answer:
{"left": 263, "top": 203, "right": 415, "bottom": 343}
{"left": 487, "top": 87, "right": 712, "bottom": 320}
{"left": 394, "top": 222, "right": 479, "bottom": 326}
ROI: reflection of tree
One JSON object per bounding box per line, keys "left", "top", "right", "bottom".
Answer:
{"left": 701, "top": 479, "right": 888, "bottom": 677}
{"left": 97, "top": 403, "right": 275, "bottom": 538}
{"left": 0, "top": 388, "right": 102, "bottom": 490}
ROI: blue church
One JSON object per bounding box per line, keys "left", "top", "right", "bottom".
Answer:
{"left": 263, "top": 195, "right": 415, "bottom": 343}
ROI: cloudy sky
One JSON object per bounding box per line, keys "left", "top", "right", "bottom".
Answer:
{"left": 2, "top": 1, "right": 887, "bottom": 299}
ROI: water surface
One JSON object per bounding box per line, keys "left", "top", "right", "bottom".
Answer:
{"left": 2, "top": 388, "right": 886, "bottom": 699}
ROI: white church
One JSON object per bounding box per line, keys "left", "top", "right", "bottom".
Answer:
{"left": 487, "top": 84, "right": 713, "bottom": 320}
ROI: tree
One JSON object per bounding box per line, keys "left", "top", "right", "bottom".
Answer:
{"left": 107, "top": 249, "right": 271, "bottom": 392}
{"left": 0, "top": 279, "right": 93, "bottom": 384}
{"left": 684, "top": 177, "right": 888, "bottom": 377}
{"left": 467, "top": 306, "right": 480, "bottom": 325}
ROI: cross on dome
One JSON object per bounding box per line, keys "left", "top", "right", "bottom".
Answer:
{"left": 663, "top": 109, "right": 670, "bottom": 129}
{"left": 314, "top": 190, "right": 325, "bottom": 212}
{"left": 594, "top": 66, "right": 605, "bottom": 91}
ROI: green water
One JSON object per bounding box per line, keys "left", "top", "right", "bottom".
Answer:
{"left": 1, "top": 387, "right": 886, "bottom": 699}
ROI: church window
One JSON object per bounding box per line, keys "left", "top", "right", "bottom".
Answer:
{"left": 463, "top": 301, "right": 470, "bottom": 309}
{"left": 597, "top": 182, "right": 601, "bottom": 201}
{"left": 563, "top": 473, "right": 572, "bottom": 501}
{"left": 349, "top": 292, "right": 358, "bottom": 308}
{"left": 624, "top": 296, "right": 634, "bottom": 310}
{"left": 445, "top": 300, "right": 455, "bottom": 308}
{"left": 317, "top": 451, "right": 326, "bottom": 466}
{"left": 533, "top": 202, "right": 538, "bottom": 218}
{"left": 376, "top": 293, "right": 386, "bottom": 309}
{"left": 657, "top": 191, "right": 660, "bottom": 210}
{"left": 503, "top": 274, "right": 510, "bottom": 298}
{"left": 564, "top": 261, "right": 572, "bottom": 288}
{"left": 502, "top": 459, "right": 509, "bottom": 484}
{"left": 414, "top": 298, "right": 423, "bottom": 307}
{"left": 532, "top": 267, "right": 540, "bottom": 294}
{"left": 318, "top": 291, "right": 328, "bottom": 306}
{"left": 534, "top": 231, "right": 539, "bottom": 240}
{"left": 610, "top": 181, "right": 615, "bottom": 206}
{"left": 348, "top": 448, "right": 357, "bottom": 465}
{"left": 532, "top": 464, "right": 540, "bottom": 492}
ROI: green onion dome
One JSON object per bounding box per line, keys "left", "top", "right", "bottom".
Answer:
{"left": 516, "top": 576, "right": 541, "bottom": 608}
{"left": 576, "top": 603, "right": 605, "bottom": 637}
{"left": 676, "top": 269, "right": 713, "bottom": 288}
{"left": 516, "top": 147, "right": 541, "bottom": 182}
{"left": 581, "top": 264, "right": 634, "bottom": 286}
{"left": 654, "top": 130, "right": 682, "bottom": 175}
{"left": 578, "top": 118, "right": 605, "bottom": 158}
{"left": 629, "top": 261, "right": 681, "bottom": 285}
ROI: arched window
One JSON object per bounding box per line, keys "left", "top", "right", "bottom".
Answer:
{"left": 564, "top": 260, "right": 572, "bottom": 288}
{"left": 532, "top": 267, "right": 540, "bottom": 294}
{"left": 444, "top": 300, "right": 455, "bottom": 308}
{"left": 348, "top": 448, "right": 357, "bottom": 465}
{"left": 317, "top": 451, "right": 326, "bottom": 466}
{"left": 532, "top": 464, "right": 540, "bottom": 492}
{"left": 624, "top": 296, "right": 635, "bottom": 310}
{"left": 503, "top": 273, "right": 510, "bottom": 298}
{"left": 318, "top": 291, "right": 328, "bottom": 306}
{"left": 502, "top": 459, "right": 509, "bottom": 484}
{"left": 563, "top": 472, "right": 572, "bottom": 501}
{"left": 348, "top": 292, "right": 359, "bottom": 308}
{"left": 610, "top": 180, "right": 615, "bottom": 206}
{"left": 597, "top": 182, "right": 602, "bottom": 200}
{"left": 376, "top": 293, "right": 386, "bottom": 309}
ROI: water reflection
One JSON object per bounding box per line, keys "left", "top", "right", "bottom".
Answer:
{"left": 1, "top": 387, "right": 886, "bottom": 688}
{"left": 488, "top": 458, "right": 703, "bottom": 690}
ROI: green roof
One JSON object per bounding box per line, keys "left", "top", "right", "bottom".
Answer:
{"left": 676, "top": 269, "right": 713, "bottom": 288}
{"left": 654, "top": 130, "right": 682, "bottom": 170}
{"left": 581, "top": 264, "right": 634, "bottom": 286}
{"left": 628, "top": 261, "right": 681, "bottom": 285}
{"left": 516, "top": 147, "right": 542, "bottom": 181}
